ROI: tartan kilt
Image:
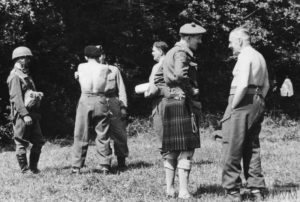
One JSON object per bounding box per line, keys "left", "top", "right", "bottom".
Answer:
{"left": 161, "top": 97, "right": 200, "bottom": 152}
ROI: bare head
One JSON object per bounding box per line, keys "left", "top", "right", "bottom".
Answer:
{"left": 152, "top": 41, "right": 168, "bottom": 62}
{"left": 228, "top": 27, "right": 251, "bottom": 55}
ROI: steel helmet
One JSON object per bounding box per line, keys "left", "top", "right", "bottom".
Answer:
{"left": 12, "top": 46, "right": 33, "bottom": 60}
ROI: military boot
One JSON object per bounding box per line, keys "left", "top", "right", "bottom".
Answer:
{"left": 29, "top": 152, "right": 41, "bottom": 174}
{"left": 16, "top": 153, "right": 29, "bottom": 173}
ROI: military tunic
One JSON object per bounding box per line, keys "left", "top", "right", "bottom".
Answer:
{"left": 104, "top": 65, "right": 129, "bottom": 158}
{"left": 7, "top": 67, "right": 45, "bottom": 156}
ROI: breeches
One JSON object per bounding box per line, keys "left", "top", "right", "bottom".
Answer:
{"left": 13, "top": 113, "right": 45, "bottom": 155}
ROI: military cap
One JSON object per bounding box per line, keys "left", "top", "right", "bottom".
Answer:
{"left": 179, "top": 22, "right": 206, "bottom": 35}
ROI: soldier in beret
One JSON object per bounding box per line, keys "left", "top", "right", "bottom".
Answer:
{"left": 7, "top": 46, "right": 45, "bottom": 174}
{"left": 220, "top": 27, "right": 269, "bottom": 201}
{"left": 154, "top": 22, "right": 206, "bottom": 199}
{"left": 71, "top": 45, "right": 111, "bottom": 174}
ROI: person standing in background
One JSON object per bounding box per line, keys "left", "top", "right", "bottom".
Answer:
{"left": 144, "top": 41, "right": 169, "bottom": 144}
{"left": 7, "top": 46, "right": 45, "bottom": 174}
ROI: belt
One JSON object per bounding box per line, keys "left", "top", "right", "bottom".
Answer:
{"left": 82, "top": 91, "right": 106, "bottom": 96}
{"left": 230, "top": 85, "right": 262, "bottom": 95}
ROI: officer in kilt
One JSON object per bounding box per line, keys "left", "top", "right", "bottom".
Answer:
{"left": 155, "top": 23, "right": 206, "bottom": 199}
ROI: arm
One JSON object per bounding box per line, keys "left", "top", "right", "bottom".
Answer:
{"left": 173, "top": 51, "right": 189, "bottom": 82}
{"left": 115, "top": 68, "right": 127, "bottom": 108}
{"left": 231, "top": 55, "right": 251, "bottom": 109}
{"left": 8, "top": 76, "right": 29, "bottom": 117}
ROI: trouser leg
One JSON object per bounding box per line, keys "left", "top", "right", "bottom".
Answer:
{"left": 72, "top": 101, "right": 90, "bottom": 168}
{"left": 243, "top": 122, "right": 266, "bottom": 189}
{"left": 108, "top": 97, "right": 129, "bottom": 158}
{"left": 14, "top": 138, "right": 29, "bottom": 173}
{"left": 221, "top": 112, "right": 246, "bottom": 190}
{"left": 94, "top": 103, "right": 111, "bottom": 166}
{"left": 29, "top": 119, "right": 45, "bottom": 173}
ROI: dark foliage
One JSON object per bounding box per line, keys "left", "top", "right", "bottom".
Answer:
{"left": 0, "top": 0, "right": 299, "bottom": 139}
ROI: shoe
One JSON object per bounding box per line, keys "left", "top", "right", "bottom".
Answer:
{"left": 250, "top": 189, "right": 263, "bottom": 201}
{"left": 166, "top": 189, "right": 176, "bottom": 198}
{"left": 99, "top": 165, "right": 110, "bottom": 175}
{"left": 30, "top": 168, "right": 41, "bottom": 174}
{"left": 178, "top": 192, "right": 191, "bottom": 200}
{"left": 71, "top": 167, "right": 81, "bottom": 174}
{"left": 226, "top": 190, "right": 242, "bottom": 202}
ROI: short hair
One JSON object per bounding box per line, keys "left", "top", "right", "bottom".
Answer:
{"left": 84, "top": 45, "right": 102, "bottom": 59}
{"left": 153, "top": 41, "right": 169, "bottom": 55}
{"left": 230, "top": 27, "right": 250, "bottom": 43}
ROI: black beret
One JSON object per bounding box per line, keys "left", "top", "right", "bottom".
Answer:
{"left": 84, "top": 45, "right": 102, "bottom": 58}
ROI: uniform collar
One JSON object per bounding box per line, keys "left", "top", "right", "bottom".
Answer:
{"left": 175, "top": 41, "right": 194, "bottom": 57}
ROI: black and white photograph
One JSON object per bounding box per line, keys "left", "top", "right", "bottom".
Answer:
{"left": 0, "top": 0, "right": 299, "bottom": 201}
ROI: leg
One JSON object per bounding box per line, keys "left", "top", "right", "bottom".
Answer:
{"left": 94, "top": 100, "right": 111, "bottom": 170}
{"left": 72, "top": 100, "right": 91, "bottom": 169}
{"left": 13, "top": 117, "right": 29, "bottom": 173}
{"left": 29, "top": 119, "right": 45, "bottom": 173}
{"left": 163, "top": 152, "right": 177, "bottom": 197}
{"left": 243, "top": 122, "right": 266, "bottom": 190}
{"left": 222, "top": 110, "right": 247, "bottom": 191}
{"left": 108, "top": 97, "right": 128, "bottom": 168}
{"left": 177, "top": 150, "right": 194, "bottom": 199}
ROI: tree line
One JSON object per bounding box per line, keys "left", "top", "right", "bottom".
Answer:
{"left": 0, "top": 0, "right": 299, "bottom": 138}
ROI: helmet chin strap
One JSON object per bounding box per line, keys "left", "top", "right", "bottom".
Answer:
{"left": 15, "top": 62, "right": 29, "bottom": 73}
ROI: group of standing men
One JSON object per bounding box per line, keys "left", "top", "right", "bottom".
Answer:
{"left": 7, "top": 22, "right": 269, "bottom": 202}
{"left": 144, "top": 23, "right": 269, "bottom": 201}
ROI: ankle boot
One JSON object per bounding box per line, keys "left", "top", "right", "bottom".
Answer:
{"left": 16, "top": 153, "right": 29, "bottom": 173}
{"left": 29, "top": 152, "right": 41, "bottom": 174}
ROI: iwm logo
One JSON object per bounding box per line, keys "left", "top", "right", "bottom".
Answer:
{"left": 267, "top": 182, "right": 299, "bottom": 200}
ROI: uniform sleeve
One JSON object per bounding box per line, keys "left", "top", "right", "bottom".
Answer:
{"left": 116, "top": 69, "right": 128, "bottom": 107}
{"left": 173, "top": 51, "right": 189, "bottom": 82}
{"left": 8, "top": 76, "right": 29, "bottom": 117}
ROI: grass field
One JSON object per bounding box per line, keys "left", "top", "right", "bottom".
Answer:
{"left": 0, "top": 118, "right": 299, "bottom": 202}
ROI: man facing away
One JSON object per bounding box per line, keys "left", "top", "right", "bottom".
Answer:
{"left": 220, "top": 27, "right": 269, "bottom": 202}
{"left": 71, "top": 45, "right": 111, "bottom": 174}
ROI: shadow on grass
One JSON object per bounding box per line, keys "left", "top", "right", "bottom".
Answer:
{"left": 263, "top": 182, "right": 299, "bottom": 200}
{"left": 192, "top": 160, "right": 213, "bottom": 165}
{"left": 127, "top": 160, "right": 153, "bottom": 170}
{"left": 193, "top": 183, "right": 224, "bottom": 198}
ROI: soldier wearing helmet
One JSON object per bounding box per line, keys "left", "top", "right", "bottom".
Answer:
{"left": 153, "top": 23, "right": 206, "bottom": 199}
{"left": 7, "top": 46, "right": 45, "bottom": 174}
